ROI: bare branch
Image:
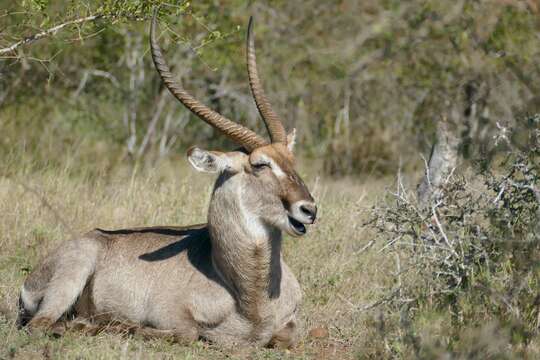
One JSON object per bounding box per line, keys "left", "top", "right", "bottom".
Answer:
{"left": 431, "top": 201, "right": 458, "bottom": 258}
{"left": 72, "top": 69, "right": 120, "bottom": 98}
{"left": 0, "top": 14, "right": 104, "bottom": 55}
{"left": 137, "top": 88, "right": 168, "bottom": 158}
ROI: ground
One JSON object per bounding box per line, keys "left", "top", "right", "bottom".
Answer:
{"left": 0, "top": 159, "right": 396, "bottom": 359}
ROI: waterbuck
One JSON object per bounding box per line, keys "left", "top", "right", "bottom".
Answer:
{"left": 18, "top": 12, "right": 317, "bottom": 348}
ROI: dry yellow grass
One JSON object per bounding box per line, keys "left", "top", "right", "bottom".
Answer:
{"left": 0, "top": 159, "right": 395, "bottom": 359}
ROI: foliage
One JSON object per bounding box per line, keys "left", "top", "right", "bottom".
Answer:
{"left": 369, "top": 114, "right": 540, "bottom": 357}
{"left": 1, "top": 1, "right": 540, "bottom": 175}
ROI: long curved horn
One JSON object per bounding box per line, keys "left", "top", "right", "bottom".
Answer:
{"left": 246, "top": 16, "right": 287, "bottom": 144}
{"left": 150, "top": 10, "right": 268, "bottom": 152}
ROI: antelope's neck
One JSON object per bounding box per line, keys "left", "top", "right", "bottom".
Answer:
{"left": 207, "top": 174, "right": 282, "bottom": 328}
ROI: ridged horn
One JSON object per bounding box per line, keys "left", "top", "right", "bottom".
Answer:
{"left": 150, "top": 9, "right": 268, "bottom": 152}
{"left": 246, "top": 16, "right": 287, "bottom": 144}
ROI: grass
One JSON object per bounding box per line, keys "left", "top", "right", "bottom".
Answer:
{"left": 0, "top": 158, "right": 396, "bottom": 359}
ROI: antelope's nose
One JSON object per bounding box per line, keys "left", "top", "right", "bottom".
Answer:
{"left": 292, "top": 201, "right": 317, "bottom": 224}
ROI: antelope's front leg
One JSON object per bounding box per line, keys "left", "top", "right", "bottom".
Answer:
{"left": 269, "top": 318, "right": 299, "bottom": 349}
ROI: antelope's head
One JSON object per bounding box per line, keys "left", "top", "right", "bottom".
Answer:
{"left": 150, "top": 13, "right": 316, "bottom": 237}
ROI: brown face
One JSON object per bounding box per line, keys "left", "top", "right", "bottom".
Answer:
{"left": 246, "top": 144, "right": 317, "bottom": 237}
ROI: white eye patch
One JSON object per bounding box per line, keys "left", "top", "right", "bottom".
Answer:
{"left": 258, "top": 154, "right": 286, "bottom": 178}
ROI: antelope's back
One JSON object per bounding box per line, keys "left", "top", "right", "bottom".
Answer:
{"left": 79, "top": 224, "right": 227, "bottom": 325}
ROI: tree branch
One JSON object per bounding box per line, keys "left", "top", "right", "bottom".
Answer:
{"left": 417, "top": 116, "right": 460, "bottom": 206}
{"left": 0, "top": 14, "right": 104, "bottom": 55}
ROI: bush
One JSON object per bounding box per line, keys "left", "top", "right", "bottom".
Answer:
{"left": 368, "top": 114, "right": 540, "bottom": 357}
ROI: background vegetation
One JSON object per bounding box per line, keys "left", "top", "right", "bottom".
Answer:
{"left": 2, "top": 0, "right": 540, "bottom": 175}
{"left": 1, "top": 0, "right": 539, "bottom": 358}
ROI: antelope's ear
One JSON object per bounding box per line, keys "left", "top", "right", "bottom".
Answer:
{"left": 286, "top": 128, "right": 297, "bottom": 152}
{"left": 187, "top": 147, "right": 233, "bottom": 173}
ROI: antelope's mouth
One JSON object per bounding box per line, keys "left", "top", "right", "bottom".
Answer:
{"left": 287, "top": 215, "right": 307, "bottom": 236}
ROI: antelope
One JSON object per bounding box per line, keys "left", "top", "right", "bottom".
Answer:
{"left": 17, "top": 12, "right": 317, "bottom": 348}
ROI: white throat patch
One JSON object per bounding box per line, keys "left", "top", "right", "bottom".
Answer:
{"left": 237, "top": 182, "right": 268, "bottom": 240}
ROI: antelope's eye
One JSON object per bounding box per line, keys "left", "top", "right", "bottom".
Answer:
{"left": 252, "top": 162, "right": 270, "bottom": 171}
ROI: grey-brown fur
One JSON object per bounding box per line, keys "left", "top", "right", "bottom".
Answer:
{"left": 19, "top": 145, "right": 315, "bottom": 347}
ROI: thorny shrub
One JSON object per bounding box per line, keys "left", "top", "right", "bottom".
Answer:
{"left": 367, "top": 114, "right": 539, "bottom": 356}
